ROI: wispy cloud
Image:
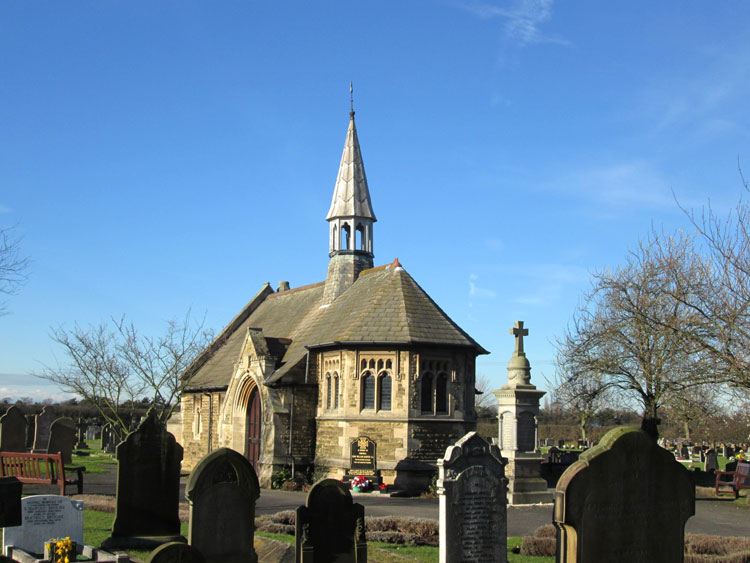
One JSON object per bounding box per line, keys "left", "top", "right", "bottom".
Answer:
{"left": 460, "top": 0, "right": 569, "bottom": 46}
{"left": 469, "top": 273, "right": 497, "bottom": 298}
{"left": 0, "top": 204, "right": 11, "bottom": 214}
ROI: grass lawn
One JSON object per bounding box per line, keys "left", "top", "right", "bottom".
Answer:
{"left": 71, "top": 441, "right": 117, "bottom": 474}
{"left": 81, "top": 510, "right": 553, "bottom": 563}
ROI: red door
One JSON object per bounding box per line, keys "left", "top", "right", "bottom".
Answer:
{"left": 246, "top": 388, "right": 261, "bottom": 470}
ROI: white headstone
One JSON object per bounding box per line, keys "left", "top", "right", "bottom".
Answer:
{"left": 2, "top": 495, "right": 83, "bottom": 556}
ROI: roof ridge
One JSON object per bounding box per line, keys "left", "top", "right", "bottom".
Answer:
{"left": 266, "top": 280, "right": 326, "bottom": 299}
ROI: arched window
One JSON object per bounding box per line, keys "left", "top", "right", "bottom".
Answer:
{"left": 326, "top": 374, "right": 332, "bottom": 410}
{"left": 362, "top": 372, "right": 375, "bottom": 409}
{"left": 378, "top": 373, "right": 392, "bottom": 410}
{"left": 421, "top": 373, "right": 433, "bottom": 413}
{"left": 334, "top": 374, "right": 340, "bottom": 409}
{"left": 342, "top": 224, "right": 351, "bottom": 250}
{"left": 356, "top": 224, "right": 364, "bottom": 250}
{"left": 435, "top": 373, "right": 448, "bottom": 414}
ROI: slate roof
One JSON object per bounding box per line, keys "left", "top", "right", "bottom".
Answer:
{"left": 325, "top": 112, "right": 376, "bottom": 222}
{"left": 184, "top": 262, "right": 487, "bottom": 391}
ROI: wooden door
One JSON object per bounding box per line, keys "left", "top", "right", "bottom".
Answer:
{"left": 246, "top": 388, "right": 261, "bottom": 470}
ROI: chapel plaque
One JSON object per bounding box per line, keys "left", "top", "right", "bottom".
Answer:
{"left": 349, "top": 436, "right": 376, "bottom": 476}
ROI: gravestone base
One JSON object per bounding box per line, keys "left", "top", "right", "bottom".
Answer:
{"left": 101, "top": 535, "right": 186, "bottom": 552}
{"left": 506, "top": 456, "right": 553, "bottom": 505}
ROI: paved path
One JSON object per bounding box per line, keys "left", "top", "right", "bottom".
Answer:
{"left": 23, "top": 466, "right": 750, "bottom": 538}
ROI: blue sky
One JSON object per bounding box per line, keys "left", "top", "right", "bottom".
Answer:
{"left": 1, "top": 1, "right": 750, "bottom": 402}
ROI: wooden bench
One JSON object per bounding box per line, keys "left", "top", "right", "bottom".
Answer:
{"left": 715, "top": 461, "right": 750, "bottom": 499}
{"left": 0, "top": 451, "right": 84, "bottom": 496}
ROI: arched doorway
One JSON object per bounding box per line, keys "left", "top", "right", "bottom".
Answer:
{"left": 246, "top": 387, "right": 261, "bottom": 470}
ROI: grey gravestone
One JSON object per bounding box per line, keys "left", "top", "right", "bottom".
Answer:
{"left": 0, "top": 477, "right": 22, "bottom": 528}
{"left": 437, "top": 432, "right": 507, "bottom": 563}
{"left": 296, "top": 479, "right": 365, "bottom": 563}
{"left": 705, "top": 450, "right": 719, "bottom": 473}
{"left": 186, "top": 448, "right": 260, "bottom": 563}
{"left": 47, "top": 417, "right": 77, "bottom": 465}
{"left": 101, "top": 424, "right": 116, "bottom": 454}
{"left": 147, "top": 542, "right": 205, "bottom": 563}
{"left": 2, "top": 495, "right": 83, "bottom": 557}
{"left": 555, "top": 427, "right": 694, "bottom": 562}
{"left": 32, "top": 407, "right": 56, "bottom": 453}
{"left": 0, "top": 406, "right": 27, "bottom": 452}
{"left": 102, "top": 410, "right": 184, "bottom": 550}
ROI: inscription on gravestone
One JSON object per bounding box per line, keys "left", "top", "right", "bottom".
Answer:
{"left": 2, "top": 495, "right": 83, "bottom": 557}
{"left": 438, "top": 432, "right": 507, "bottom": 563}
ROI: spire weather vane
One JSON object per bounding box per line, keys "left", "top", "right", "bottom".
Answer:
{"left": 350, "top": 81, "right": 354, "bottom": 114}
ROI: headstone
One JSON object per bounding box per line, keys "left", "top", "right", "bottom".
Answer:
{"left": 86, "top": 425, "right": 102, "bottom": 441}
{"left": 186, "top": 448, "right": 260, "bottom": 563}
{"left": 296, "top": 479, "right": 365, "bottom": 563}
{"left": 25, "top": 415, "right": 35, "bottom": 450}
{"left": 726, "top": 446, "right": 735, "bottom": 458}
{"left": 0, "top": 406, "right": 27, "bottom": 452}
{"left": 32, "top": 407, "right": 56, "bottom": 453}
{"left": 2, "top": 495, "right": 83, "bottom": 557}
{"left": 147, "top": 542, "right": 205, "bottom": 563}
{"left": 75, "top": 419, "right": 88, "bottom": 449}
{"left": 0, "top": 477, "right": 22, "bottom": 528}
{"left": 102, "top": 410, "right": 184, "bottom": 550}
{"left": 705, "top": 450, "right": 719, "bottom": 473}
{"left": 680, "top": 446, "right": 689, "bottom": 459}
{"left": 554, "top": 427, "right": 694, "bottom": 562}
{"left": 47, "top": 417, "right": 77, "bottom": 465}
{"left": 546, "top": 438, "right": 555, "bottom": 447}
{"left": 558, "top": 440, "right": 565, "bottom": 448}
{"left": 437, "top": 432, "right": 507, "bottom": 563}
{"left": 101, "top": 423, "right": 114, "bottom": 453}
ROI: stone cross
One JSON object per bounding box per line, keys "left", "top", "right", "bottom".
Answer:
{"left": 510, "top": 321, "right": 528, "bottom": 356}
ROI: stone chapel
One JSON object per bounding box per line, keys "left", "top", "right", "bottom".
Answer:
{"left": 180, "top": 106, "right": 488, "bottom": 489}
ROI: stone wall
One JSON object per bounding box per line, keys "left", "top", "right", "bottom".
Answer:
{"left": 409, "top": 420, "right": 475, "bottom": 462}
{"left": 182, "top": 391, "right": 226, "bottom": 471}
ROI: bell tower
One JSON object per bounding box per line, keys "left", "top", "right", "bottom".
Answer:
{"left": 322, "top": 97, "right": 376, "bottom": 305}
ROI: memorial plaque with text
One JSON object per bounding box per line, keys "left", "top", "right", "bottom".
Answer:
{"left": 2, "top": 495, "right": 83, "bottom": 557}
{"left": 350, "top": 436, "right": 376, "bottom": 475}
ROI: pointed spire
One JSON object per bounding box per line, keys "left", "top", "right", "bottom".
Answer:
{"left": 326, "top": 108, "right": 376, "bottom": 222}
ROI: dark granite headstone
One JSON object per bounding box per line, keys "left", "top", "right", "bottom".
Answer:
{"left": 32, "top": 406, "right": 55, "bottom": 453}
{"left": 25, "top": 415, "right": 35, "bottom": 450}
{"left": 0, "top": 477, "right": 22, "bottom": 527}
{"left": 437, "top": 432, "right": 507, "bottom": 563}
{"left": 102, "top": 410, "right": 184, "bottom": 550}
{"left": 555, "top": 427, "right": 694, "bottom": 562}
{"left": 47, "top": 417, "right": 77, "bottom": 465}
{"left": 75, "top": 419, "right": 88, "bottom": 449}
{"left": 296, "top": 479, "right": 365, "bottom": 563}
{"left": 0, "top": 406, "right": 27, "bottom": 452}
{"left": 147, "top": 542, "right": 205, "bottom": 563}
{"left": 680, "top": 446, "right": 689, "bottom": 459}
{"left": 705, "top": 450, "right": 719, "bottom": 473}
{"left": 186, "top": 448, "right": 260, "bottom": 563}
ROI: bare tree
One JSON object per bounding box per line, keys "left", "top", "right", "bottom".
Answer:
{"left": 558, "top": 233, "right": 715, "bottom": 441}
{"left": 675, "top": 164, "right": 750, "bottom": 391}
{"left": 37, "top": 311, "right": 213, "bottom": 440}
{"left": 552, "top": 360, "right": 614, "bottom": 442}
{"left": 661, "top": 384, "right": 718, "bottom": 442}
{"left": 0, "top": 225, "right": 30, "bottom": 315}
{"left": 474, "top": 374, "right": 498, "bottom": 416}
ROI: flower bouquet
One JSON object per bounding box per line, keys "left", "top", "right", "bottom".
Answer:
{"left": 44, "top": 537, "right": 76, "bottom": 563}
{"left": 350, "top": 475, "right": 371, "bottom": 492}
